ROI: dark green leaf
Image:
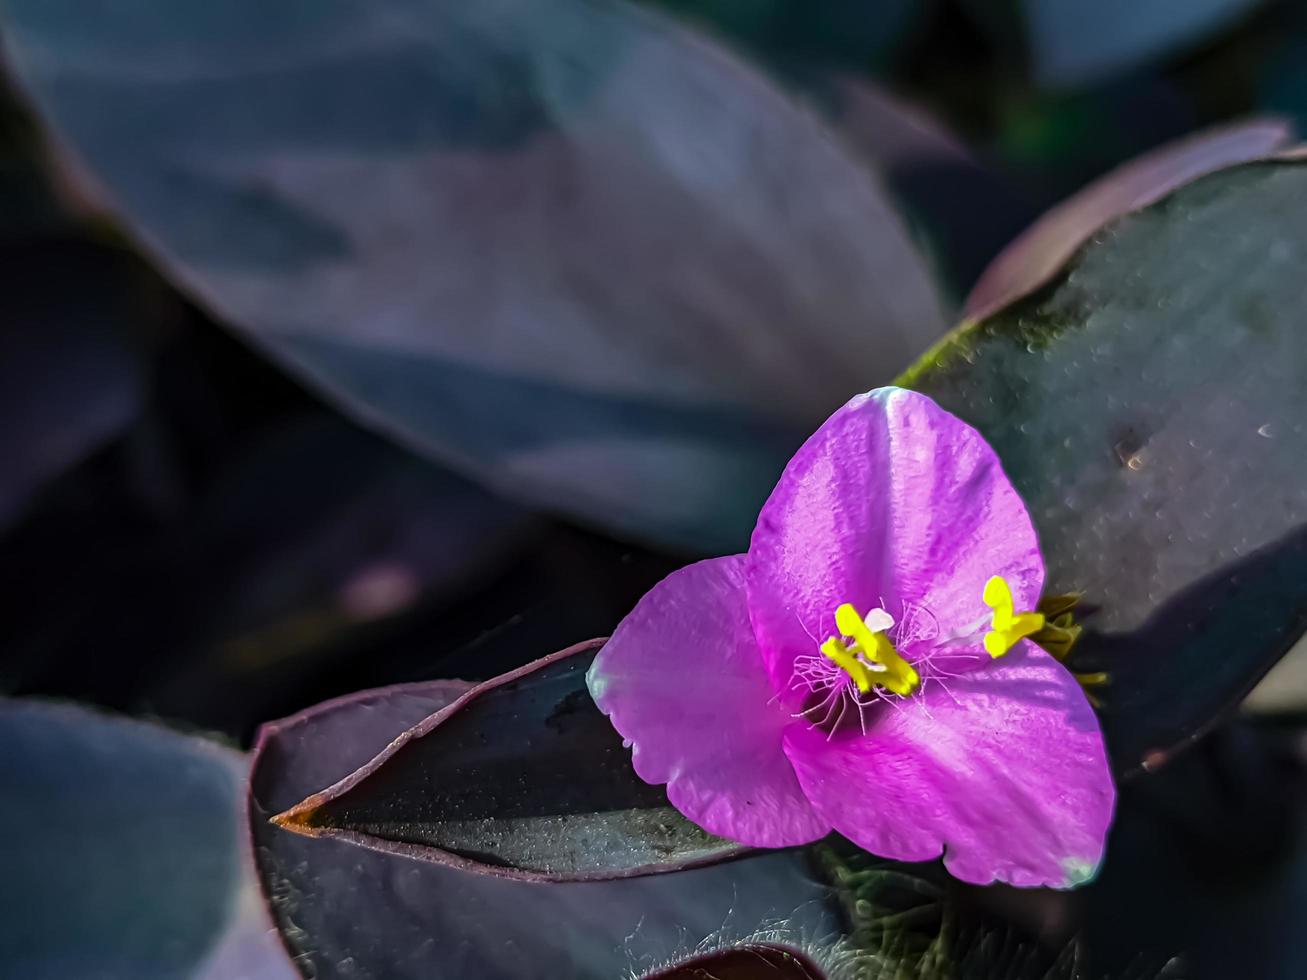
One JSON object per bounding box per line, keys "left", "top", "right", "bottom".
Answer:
{"left": 902, "top": 161, "right": 1307, "bottom": 776}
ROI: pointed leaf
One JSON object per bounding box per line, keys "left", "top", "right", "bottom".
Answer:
{"left": 903, "top": 160, "right": 1307, "bottom": 776}
{"left": 250, "top": 677, "right": 835, "bottom": 979}
{"left": 273, "top": 640, "right": 745, "bottom": 880}
{"left": 0, "top": 0, "right": 945, "bottom": 551}
{"left": 0, "top": 699, "right": 294, "bottom": 979}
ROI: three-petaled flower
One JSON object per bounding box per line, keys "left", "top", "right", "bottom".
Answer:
{"left": 587, "top": 387, "right": 1115, "bottom": 888}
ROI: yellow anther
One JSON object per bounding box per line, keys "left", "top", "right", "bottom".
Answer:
{"left": 819, "top": 636, "right": 877, "bottom": 693}
{"left": 983, "top": 576, "right": 1045, "bottom": 658}
{"left": 820, "top": 603, "right": 919, "bottom": 696}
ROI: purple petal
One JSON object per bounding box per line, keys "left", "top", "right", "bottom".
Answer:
{"left": 782, "top": 645, "right": 1114, "bottom": 888}
{"left": 747, "top": 387, "right": 1043, "bottom": 691}
{"left": 588, "top": 556, "right": 830, "bottom": 847}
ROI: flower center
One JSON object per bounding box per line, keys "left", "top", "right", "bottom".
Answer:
{"left": 820, "top": 604, "right": 920, "bottom": 696}
{"left": 816, "top": 576, "right": 1045, "bottom": 700}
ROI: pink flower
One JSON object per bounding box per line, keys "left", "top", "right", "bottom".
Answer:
{"left": 587, "top": 388, "right": 1115, "bottom": 888}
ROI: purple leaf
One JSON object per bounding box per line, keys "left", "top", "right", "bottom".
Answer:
{"left": 964, "top": 118, "right": 1295, "bottom": 323}
{"left": 638, "top": 944, "right": 826, "bottom": 979}
{"left": 271, "top": 641, "right": 747, "bottom": 880}
{"left": 0, "top": 0, "right": 946, "bottom": 550}
{"left": 250, "top": 675, "right": 835, "bottom": 979}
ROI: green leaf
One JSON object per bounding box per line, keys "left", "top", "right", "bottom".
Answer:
{"left": 902, "top": 160, "right": 1307, "bottom": 776}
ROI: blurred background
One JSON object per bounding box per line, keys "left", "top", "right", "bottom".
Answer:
{"left": 8, "top": 0, "right": 1307, "bottom": 740}
{"left": 4, "top": 1, "right": 1307, "bottom": 978}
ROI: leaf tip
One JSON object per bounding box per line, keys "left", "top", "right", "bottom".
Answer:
{"left": 269, "top": 796, "right": 327, "bottom": 836}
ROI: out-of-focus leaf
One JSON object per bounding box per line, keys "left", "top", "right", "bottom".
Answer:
{"left": 0, "top": 699, "right": 295, "bottom": 980}
{"left": 1244, "top": 634, "right": 1307, "bottom": 715}
{"left": 991, "top": 77, "right": 1201, "bottom": 200}
{"left": 0, "top": 238, "right": 152, "bottom": 530}
{"left": 824, "top": 76, "right": 1039, "bottom": 300}
{"left": 902, "top": 161, "right": 1307, "bottom": 777}
{"left": 637, "top": 944, "right": 826, "bottom": 980}
{"left": 1263, "top": 34, "right": 1307, "bottom": 138}
{"left": 1, "top": 412, "right": 537, "bottom": 736}
{"left": 643, "top": 0, "right": 919, "bottom": 71}
{"left": 0, "top": 76, "right": 80, "bottom": 236}
{"left": 1020, "top": 0, "right": 1266, "bottom": 90}
{"left": 250, "top": 678, "right": 835, "bottom": 980}
{"left": 273, "top": 640, "right": 745, "bottom": 880}
{"left": 965, "top": 118, "right": 1294, "bottom": 322}
{"left": 0, "top": 0, "right": 946, "bottom": 552}
{"left": 1080, "top": 723, "right": 1307, "bottom": 979}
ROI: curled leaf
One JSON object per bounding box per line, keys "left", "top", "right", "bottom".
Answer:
{"left": 273, "top": 640, "right": 746, "bottom": 880}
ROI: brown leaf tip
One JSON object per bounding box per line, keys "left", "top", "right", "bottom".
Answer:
{"left": 269, "top": 795, "right": 328, "bottom": 836}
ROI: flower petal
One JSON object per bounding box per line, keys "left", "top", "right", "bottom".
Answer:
{"left": 588, "top": 556, "right": 830, "bottom": 847}
{"left": 782, "top": 644, "right": 1114, "bottom": 888}
{"left": 747, "top": 387, "right": 1043, "bottom": 691}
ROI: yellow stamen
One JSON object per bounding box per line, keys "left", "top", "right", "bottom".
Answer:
{"left": 820, "top": 603, "right": 919, "bottom": 696}
{"left": 983, "top": 576, "right": 1045, "bottom": 658}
